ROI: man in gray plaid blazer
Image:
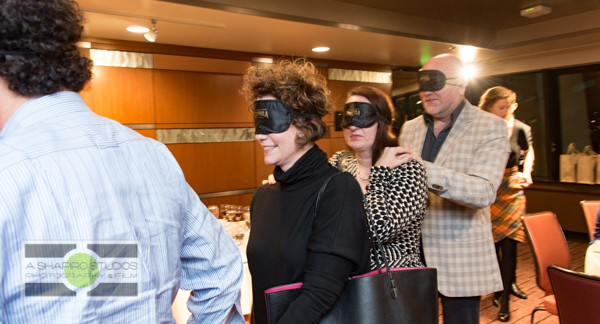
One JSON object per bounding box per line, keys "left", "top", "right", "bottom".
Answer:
{"left": 400, "top": 54, "right": 510, "bottom": 324}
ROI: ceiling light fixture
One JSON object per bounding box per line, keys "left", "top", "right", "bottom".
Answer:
{"left": 126, "top": 26, "right": 150, "bottom": 33}
{"left": 461, "top": 64, "right": 478, "bottom": 80}
{"left": 520, "top": 4, "right": 552, "bottom": 18}
{"left": 458, "top": 45, "right": 477, "bottom": 63}
{"left": 76, "top": 41, "right": 92, "bottom": 49}
{"left": 252, "top": 57, "right": 274, "bottom": 64}
{"left": 312, "top": 46, "right": 330, "bottom": 53}
{"left": 144, "top": 19, "right": 158, "bottom": 42}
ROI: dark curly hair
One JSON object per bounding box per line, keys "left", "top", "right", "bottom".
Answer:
{"left": 348, "top": 86, "right": 398, "bottom": 164}
{"left": 0, "top": 0, "right": 92, "bottom": 96}
{"left": 241, "top": 58, "right": 331, "bottom": 145}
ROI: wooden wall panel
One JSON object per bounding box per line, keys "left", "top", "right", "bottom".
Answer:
{"left": 315, "top": 138, "right": 334, "bottom": 158}
{"left": 328, "top": 137, "right": 348, "bottom": 155}
{"left": 135, "top": 129, "right": 156, "bottom": 139}
{"left": 327, "top": 80, "right": 392, "bottom": 113}
{"left": 79, "top": 41, "right": 394, "bottom": 202}
{"left": 326, "top": 81, "right": 392, "bottom": 147}
{"left": 80, "top": 66, "right": 155, "bottom": 124}
{"left": 526, "top": 184, "right": 600, "bottom": 234}
{"left": 315, "top": 137, "right": 350, "bottom": 159}
{"left": 167, "top": 142, "right": 256, "bottom": 193}
{"left": 154, "top": 70, "right": 251, "bottom": 124}
{"left": 154, "top": 54, "right": 251, "bottom": 74}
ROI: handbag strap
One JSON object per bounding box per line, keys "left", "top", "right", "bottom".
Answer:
{"left": 316, "top": 170, "right": 399, "bottom": 299}
{"left": 314, "top": 172, "right": 338, "bottom": 212}
{"left": 365, "top": 206, "right": 399, "bottom": 299}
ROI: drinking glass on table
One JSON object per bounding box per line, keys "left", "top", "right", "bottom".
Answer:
{"left": 220, "top": 204, "right": 230, "bottom": 220}
{"left": 233, "top": 205, "right": 245, "bottom": 222}
{"left": 207, "top": 205, "right": 219, "bottom": 218}
{"left": 225, "top": 205, "right": 238, "bottom": 222}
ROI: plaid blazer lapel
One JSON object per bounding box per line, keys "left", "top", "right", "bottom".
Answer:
{"left": 412, "top": 118, "right": 427, "bottom": 154}
{"left": 433, "top": 103, "right": 475, "bottom": 165}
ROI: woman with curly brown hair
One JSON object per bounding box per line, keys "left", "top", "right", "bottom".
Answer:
{"left": 242, "top": 59, "right": 370, "bottom": 324}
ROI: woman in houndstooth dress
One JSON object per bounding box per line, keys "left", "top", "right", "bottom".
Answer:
{"left": 329, "top": 86, "right": 428, "bottom": 270}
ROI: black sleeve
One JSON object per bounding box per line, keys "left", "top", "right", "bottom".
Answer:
{"left": 517, "top": 122, "right": 533, "bottom": 150}
{"left": 278, "top": 172, "right": 370, "bottom": 323}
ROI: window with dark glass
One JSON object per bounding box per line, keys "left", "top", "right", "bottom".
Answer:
{"left": 393, "top": 63, "right": 600, "bottom": 185}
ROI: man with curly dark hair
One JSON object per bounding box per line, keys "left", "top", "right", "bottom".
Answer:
{"left": 0, "top": 1, "right": 244, "bottom": 323}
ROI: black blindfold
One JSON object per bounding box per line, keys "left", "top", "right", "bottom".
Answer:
{"left": 253, "top": 100, "right": 318, "bottom": 134}
{"left": 342, "top": 102, "right": 388, "bottom": 128}
{"left": 418, "top": 69, "right": 461, "bottom": 92}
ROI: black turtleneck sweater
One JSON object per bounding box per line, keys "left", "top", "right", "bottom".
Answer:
{"left": 248, "top": 145, "right": 370, "bottom": 324}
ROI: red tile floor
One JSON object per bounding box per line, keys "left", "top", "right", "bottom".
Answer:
{"left": 476, "top": 231, "right": 587, "bottom": 324}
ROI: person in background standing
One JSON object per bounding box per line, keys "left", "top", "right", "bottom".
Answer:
{"left": 585, "top": 208, "right": 600, "bottom": 276}
{"left": 0, "top": 1, "right": 243, "bottom": 322}
{"left": 329, "top": 86, "right": 428, "bottom": 270}
{"left": 399, "top": 53, "right": 510, "bottom": 324}
{"left": 479, "top": 86, "right": 534, "bottom": 322}
{"left": 242, "top": 59, "right": 370, "bottom": 324}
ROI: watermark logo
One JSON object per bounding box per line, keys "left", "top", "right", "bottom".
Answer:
{"left": 23, "top": 241, "right": 141, "bottom": 298}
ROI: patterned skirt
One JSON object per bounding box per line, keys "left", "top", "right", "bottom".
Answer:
{"left": 490, "top": 166, "right": 526, "bottom": 243}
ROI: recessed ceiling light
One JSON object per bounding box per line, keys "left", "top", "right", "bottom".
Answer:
{"left": 252, "top": 57, "right": 274, "bottom": 64}
{"left": 312, "top": 46, "right": 330, "bottom": 53}
{"left": 126, "top": 26, "right": 150, "bottom": 33}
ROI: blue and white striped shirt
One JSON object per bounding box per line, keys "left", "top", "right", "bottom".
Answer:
{"left": 0, "top": 92, "right": 244, "bottom": 323}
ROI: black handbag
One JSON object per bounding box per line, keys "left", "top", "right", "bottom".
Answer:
{"left": 264, "top": 174, "right": 438, "bottom": 323}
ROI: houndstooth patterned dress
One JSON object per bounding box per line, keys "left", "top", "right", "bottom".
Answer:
{"left": 330, "top": 151, "right": 428, "bottom": 270}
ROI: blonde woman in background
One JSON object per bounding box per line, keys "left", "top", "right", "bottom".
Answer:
{"left": 479, "top": 86, "right": 535, "bottom": 322}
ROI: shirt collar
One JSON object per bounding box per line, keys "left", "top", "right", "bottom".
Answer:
{"left": 1, "top": 91, "right": 88, "bottom": 138}
{"left": 423, "top": 99, "right": 466, "bottom": 127}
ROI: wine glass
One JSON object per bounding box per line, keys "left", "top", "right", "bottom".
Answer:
{"left": 207, "top": 205, "right": 219, "bottom": 218}
{"left": 220, "top": 204, "right": 230, "bottom": 220}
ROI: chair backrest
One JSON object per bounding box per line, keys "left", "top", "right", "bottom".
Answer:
{"left": 522, "top": 212, "right": 571, "bottom": 294}
{"left": 580, "top": 200, "right": 600, "bottom": 241}
{"left": 548, "top": 264, "right": 600, "bottom": 324}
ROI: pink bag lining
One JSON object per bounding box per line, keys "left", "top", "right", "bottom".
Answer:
{"left": 265, "top": 282, "right": 303, "bottom": 293}
{"left": 351, "top": 266, "right": 434, "bottom": 279}
{"left": 264, "top": 267, "right": 434, "bottom": 293}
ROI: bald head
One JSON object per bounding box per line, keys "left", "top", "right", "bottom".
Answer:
{"left": 418, "top": 54, "right": 467, "bottom": 121}
{"left": 423, "top": 54, "right": 464, "bottom": 83}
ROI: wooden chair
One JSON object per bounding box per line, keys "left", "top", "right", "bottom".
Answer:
{"left": 548, "top": 264, "right": 600, "bottom": 324}
{"left": 580, "top": 200, "right": 600, "bottom": 241}
{"left": 522, "top": 211, "right": 571, "bottom": 323}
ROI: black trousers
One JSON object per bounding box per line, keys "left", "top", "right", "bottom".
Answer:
{"left": 440, "top": 294, "right": 480, "bottom": 324}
